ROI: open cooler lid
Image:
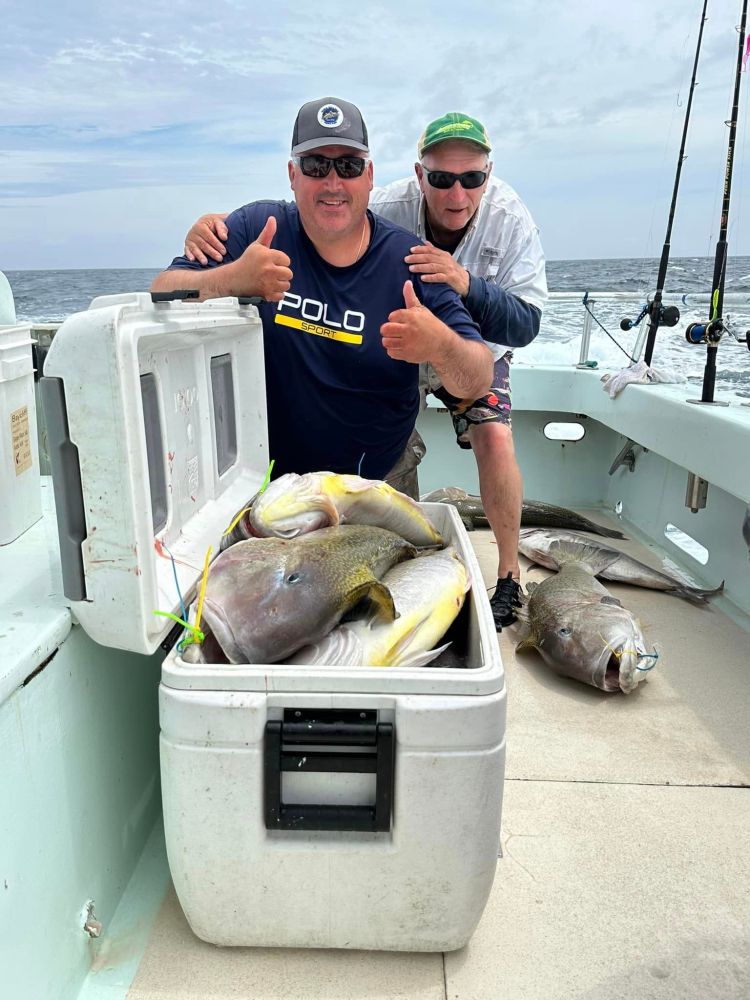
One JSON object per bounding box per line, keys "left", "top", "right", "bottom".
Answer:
{"left": 41, "top": 292, "right": 269, "bottom": 655}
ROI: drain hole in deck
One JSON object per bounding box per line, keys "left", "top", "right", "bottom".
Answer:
{"left": 543, "top": 421, "right": 585, "bottom": 442}
{"left": 663, "top": 523, "right": 709, "bottom": 565}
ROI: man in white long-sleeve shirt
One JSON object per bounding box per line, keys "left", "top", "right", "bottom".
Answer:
{"left": 181, "top": 112, "right": 547, "bottom": 629}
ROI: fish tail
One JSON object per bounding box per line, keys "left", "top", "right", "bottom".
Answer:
{"left": 594, "top": 524, "right": 626, "bottom": 539}
{"left": 548, "top": 539, "right": 601, "bottom": 568}
{"left": 667, "top": 580, "right": 724, "bottom": 604}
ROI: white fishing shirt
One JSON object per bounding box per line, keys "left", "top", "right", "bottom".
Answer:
{"left": 370, "top": 174, "right": 548, "bottom": 359}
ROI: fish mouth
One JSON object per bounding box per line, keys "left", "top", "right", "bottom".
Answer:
{"left": 601, "top": 638, "right": 656, "bottom": 694}
{"left": 603, "top": 650, "right": 623, "bottom": 692}
{"left": 598, "top": 636, "right": 635, "bottom": 693}
{"left": 200, "top": 597, "right": 244, "bottom": 663}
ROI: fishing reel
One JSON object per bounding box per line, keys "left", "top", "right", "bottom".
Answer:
{"left": 684, "top": 319, "right": 725, "bottom": 345}
{"left": 619, "top": 303, "right": 680, "bottom": 331}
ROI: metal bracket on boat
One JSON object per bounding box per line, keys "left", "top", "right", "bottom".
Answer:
{"left": 608, "top": 438, "right": 644, "bottom": 475}
{"left": 685, "top": 472, "right": 709, "bottom": 512}
{"left": 264, "top": 709, "right": 394, "bottom": 833}
{"left": 82, "top": 900, "right": 102, "bottom": 939}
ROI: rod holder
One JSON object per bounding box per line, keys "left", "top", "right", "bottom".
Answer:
{"left": 685, "top": 472, "right": 709, "bottom": 513}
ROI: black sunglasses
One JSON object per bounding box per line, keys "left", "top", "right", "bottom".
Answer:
{"left": 425, "top": 169, "right": 488, "bottom": 190}
{"left": 295, "top": 154, "right": 369, "bottom": 179}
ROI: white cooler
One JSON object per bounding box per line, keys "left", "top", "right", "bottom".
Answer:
{"left": 42, "top": 291, "right": 506, "bottom": 953}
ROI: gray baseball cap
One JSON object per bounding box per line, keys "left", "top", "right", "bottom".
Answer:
{"left": 291, "top": 98, "right": 369, "bottom": 155}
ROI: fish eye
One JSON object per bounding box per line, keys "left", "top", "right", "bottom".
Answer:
{"left": 558, "top": 627, "right": 573, "bottom": 637}
{"left": 285, "top": 572, "right": 302, "bottom": 585}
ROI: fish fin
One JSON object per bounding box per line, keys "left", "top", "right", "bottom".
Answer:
{"left": 600, "top": 595, "right": 622, "bottom": 607}
{"left": 338, "top": 474, "right": 378, "bottom": 494}
{"left": 667, "top": 579, "right": 724, "bottom": 604}
{"left": 390, "top": 641, "right": 452, "bottom": 669}
{"left": 524, "top": 581, "right": 540, "bottom": 595}
{"left": 352, "top": 580, "right": 397, "bottom": 623}
{"left": 549, "top": 537, "right": 618, "bottom": 571}
{"left": 515, "top": 634, "right": 538, "bottom": 654}
{"left": 286, "top": 627, "right": 363, "bottom": 667}
{"left": 312, "top": 492, "right": 341, "bottom": 524}
{"left": 596, "top": 525, "right": 627, "bottom": 539}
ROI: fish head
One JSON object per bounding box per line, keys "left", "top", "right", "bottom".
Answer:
{"left": 249, "top": 472, "right": 338, "bottom": 537}
{"left": 590, "top": 605, "right": 657, "bottom": 694}
{"left": 201, "top": 526, "right": 412, "bottom": 664}
{"left": 201, "top": 537, "right": 344, "bottom": 663}
{"left": 523, "top": 595, "right": 656, "bottom": 693}
{"left": 517, "top": 528, "right": 559, "bottom": 569}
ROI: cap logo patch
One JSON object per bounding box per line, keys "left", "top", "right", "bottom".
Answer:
{"left": 437, "top": 120, "right": 476, "bottom": 136}
{"left": 318, "top": 104, "right": 343, "bottom": 128}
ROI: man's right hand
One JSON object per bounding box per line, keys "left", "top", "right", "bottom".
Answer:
{"left": 185, "top": 213, "right": 230, "bottom": 264}
{"left": 231, "top": 216, "right": 293, "bottom": 302}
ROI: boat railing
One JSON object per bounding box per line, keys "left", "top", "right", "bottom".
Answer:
{"left": 544, "top": 290, "right": 750, "bottom": 368}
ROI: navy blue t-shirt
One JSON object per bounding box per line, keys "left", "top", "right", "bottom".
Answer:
{"left": 167, "top": 201, "right": 482, "bottom": 479}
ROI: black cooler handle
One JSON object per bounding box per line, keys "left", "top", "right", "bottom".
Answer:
{"left": 264, "top": 709, "right": 394, "bottom": 832}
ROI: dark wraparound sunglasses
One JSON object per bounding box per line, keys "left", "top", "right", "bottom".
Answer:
{"left": 425, "top": 169, "right": 488, "bottom": 190}
{"left": 295, "top": 154, "right": 369, "bottom": 179}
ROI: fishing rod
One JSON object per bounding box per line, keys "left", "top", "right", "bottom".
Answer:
{"left": 685, "top": 0, "right": 749, "bottom": 404}
{"left": 620, "top": 0, "right": 709, "bottom": 360}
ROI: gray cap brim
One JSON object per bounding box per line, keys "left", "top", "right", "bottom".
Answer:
{"left": 292, "top": 137, "right": 369, "bottom": 155}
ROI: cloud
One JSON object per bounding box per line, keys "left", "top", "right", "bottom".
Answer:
{"left": 3, "top": 0, "right": 750, "bottom": 266}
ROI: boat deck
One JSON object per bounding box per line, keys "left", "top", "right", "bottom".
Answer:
{"left": 119, "top": 513, "right": 750, "bottom": 1000}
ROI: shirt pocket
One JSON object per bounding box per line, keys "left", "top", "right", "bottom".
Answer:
{"left": 470, "top": 245, "right": 505, "bottom": 280}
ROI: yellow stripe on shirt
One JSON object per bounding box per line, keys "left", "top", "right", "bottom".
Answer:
{"left": 275, "top": 313, "right": 363, "bottom": 345}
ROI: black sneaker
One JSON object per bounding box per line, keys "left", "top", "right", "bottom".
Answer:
{"left": 490, "top": 573, "right": 523, "bottom": 630}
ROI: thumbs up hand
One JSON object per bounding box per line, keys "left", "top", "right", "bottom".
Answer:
{"left": 380, "top": 280, "right": 451, "bottom": 362}
{"left": 233, "top": 215, "right": 293, "bottom": 301}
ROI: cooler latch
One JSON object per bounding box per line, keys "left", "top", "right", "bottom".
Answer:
{"left": 264, "top": 709, "right": 394, "bottom": 833}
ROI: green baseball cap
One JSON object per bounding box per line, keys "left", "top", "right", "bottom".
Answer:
{"left": 418, "top": 112, "right": 492, "bottom": 157}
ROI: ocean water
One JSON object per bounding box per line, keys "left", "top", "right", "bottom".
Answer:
{"left": 5, "top": 257, "right": 750, "bottom": 398}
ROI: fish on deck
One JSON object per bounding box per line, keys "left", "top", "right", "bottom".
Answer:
{"left": 515, "top": 556, "right": 657, "bottom": 693}
{"left": 285, "top": 547, "right": 470, "bottom": 669}
{"left": 420, "top": 488, "right": 626, "bottom": 538}
{"left": 201, "top": 525, "right": 417, "bottom": 665}
{"left": 518, "top": 528, "right": 724, "bottom": 603}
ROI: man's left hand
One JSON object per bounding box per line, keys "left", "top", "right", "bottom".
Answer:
{"left": 405, "top": 242, "right": 470, "bottom": 297}
{"left": 380, "top": 280, "right": 450, "bottom": 362}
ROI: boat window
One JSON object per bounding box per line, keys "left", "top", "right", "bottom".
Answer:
{"left": 663, "top": 523, "right": 709, "bottom": 565}
{"left": 543, "top": 421, "right": 585, "bottom": 442}
{"left": 210, "top": 354, "right": 238, "bottom": 476}
{"left": 140, "top": 373, "right": 168, "bottom": 534}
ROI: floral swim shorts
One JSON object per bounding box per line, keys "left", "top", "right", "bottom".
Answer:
{"left": 426, "top": 351, "right": 513, "bottom": 449}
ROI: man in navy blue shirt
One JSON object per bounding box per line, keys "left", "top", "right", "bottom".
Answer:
{"left": 179, "top": 111, "right": 547, "bottom": 630}
{"left": 151, "top": 98, "right": 491, "bottom": 484}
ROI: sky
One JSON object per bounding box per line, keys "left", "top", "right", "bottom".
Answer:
{"left": 4, "top": 0, "right": 750, "bottom": 268}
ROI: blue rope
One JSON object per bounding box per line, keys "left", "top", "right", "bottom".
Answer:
{"left": 636, "top": 649, "right": 660, "bottom": 672}
{"left": 161, "top": 541, "right": 187, "bottom": 623}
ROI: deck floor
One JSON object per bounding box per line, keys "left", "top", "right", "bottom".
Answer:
{"left": 125, "top": 515, "right": 750, "bottom": 1000}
